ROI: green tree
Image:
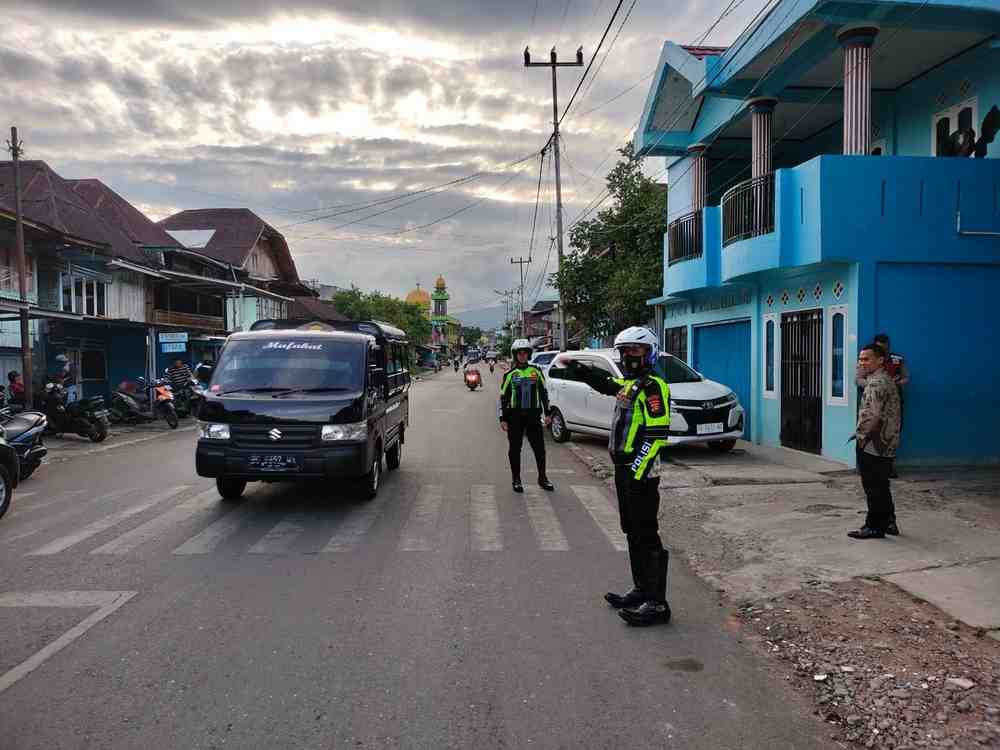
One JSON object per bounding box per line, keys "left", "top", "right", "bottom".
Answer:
{"left": 461, "top": 326, "right": 483, "bottom": 346}
{"left": 331, "top": 287, "right": 432, "bottom": 346}
{"left": 552, "top": 141, "right": 665, "bottom": 339}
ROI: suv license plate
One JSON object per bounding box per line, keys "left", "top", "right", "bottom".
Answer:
{"left": 248, "top": 454, "right": 299, "bottom": 472}
{"left": 697, "top": 422, "right": 724, "bottom": 435}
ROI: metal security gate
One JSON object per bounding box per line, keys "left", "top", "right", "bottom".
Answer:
{"left": 780, "top": 309, "right": 823, "bottom": 454}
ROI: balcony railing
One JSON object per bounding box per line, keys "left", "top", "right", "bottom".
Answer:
{"left": 153, "top": 309, "right": 225, "bottom": 330}
{"left": 667, "top": 210, "right": 703, "bottom": 266}
{"left": 722, "top": 173, "right": 775, "bottom": 247}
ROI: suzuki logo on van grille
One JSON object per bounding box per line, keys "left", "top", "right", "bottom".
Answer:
{"left": 268, "top": 428, "right": 282, "bottom": 441}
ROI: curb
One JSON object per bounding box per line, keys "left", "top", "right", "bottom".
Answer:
{"left": 45, "top": 424, "right": 197, "bottom": 462}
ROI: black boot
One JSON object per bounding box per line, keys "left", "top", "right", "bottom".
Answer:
{"left": 512, "top": 478, "right": 524, "bottom": 493}
{"left": 620, "top": 547, "right": 671, "bottom": 626}
{"left": 847, "top": 526, "right": 885, "bottom": 539}
{"left": 604, "top": 589, "right": 645, "bottom": 609}
{"left": 885, "top": 518, "right": 900, "bottom": 536}
{"left": 619, "top": 600, "right": 672, "bottom": 626}
{"left": 538, "top": 477, "right": 554, "bottom": 491}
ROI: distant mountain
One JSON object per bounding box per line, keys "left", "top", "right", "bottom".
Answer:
{"left": 454, "top": 305, "right": 506, "bottom": 331}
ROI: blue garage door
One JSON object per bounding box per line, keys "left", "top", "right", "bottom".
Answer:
{"left": 876, "top": 263, "right": 998, "bottom": 463}
{"left": 694, "top": 321, "right": 751, "bottom": 438}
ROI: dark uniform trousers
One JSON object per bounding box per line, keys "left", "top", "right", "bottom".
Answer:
{"left": 507, "top": 411, "right": 546, "bottom": 480}
{"left": 613, "top": 463, "right": 668, "bottom": 602}
{"left": 857, "top": 446, "right": 894, "bottom": 531}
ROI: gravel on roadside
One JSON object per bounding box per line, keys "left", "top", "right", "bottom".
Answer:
{"left": 736, "top": 578, "right": 1000, "bottom": 749}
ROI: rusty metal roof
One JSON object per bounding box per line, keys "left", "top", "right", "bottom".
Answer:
{"left": 288, "top": 295, "right": 349, "bottom": 322}
{"left": 68, "top": 178, "right": 179, "bottom": 250}
{"left": 158, "top": 208, "right": 300, "bottom": 282}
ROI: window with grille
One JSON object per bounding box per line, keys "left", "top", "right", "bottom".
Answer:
{"left": 664, "top": 326, "right": 688, "bottom": 363}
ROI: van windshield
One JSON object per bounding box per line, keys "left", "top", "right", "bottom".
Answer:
{"left": 212, "top": 338, "right": 365, "bottom": 394}
{"left": 653, "top": 354, "right": 703, "bottom": 383}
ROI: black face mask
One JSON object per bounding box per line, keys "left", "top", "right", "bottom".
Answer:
{"left": 622, "top": 354, "right": 646, "bottom": 375}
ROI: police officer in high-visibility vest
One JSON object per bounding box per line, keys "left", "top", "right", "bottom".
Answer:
{"left": 499, "top": 339, "right": 554, "bottom": 494}
{"left": 566, "top": 326, "right": 672, "bottom": 626}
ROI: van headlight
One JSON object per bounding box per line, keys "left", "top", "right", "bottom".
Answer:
{"left": 321, "top": 422, "right": 367, "bottom": 441}
{"left": 199, "top": 422, "right": 230, "bottom": 440}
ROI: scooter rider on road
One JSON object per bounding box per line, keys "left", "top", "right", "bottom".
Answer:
{"left": 563, "top": 326, "right": 672, "bottom": 627}
{"left": 499, "top": 339, "right": 554, "bottom": 494}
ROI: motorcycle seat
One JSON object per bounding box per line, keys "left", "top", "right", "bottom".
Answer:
{"left": 3, "top": 412, "right": 46, "bottom": 438}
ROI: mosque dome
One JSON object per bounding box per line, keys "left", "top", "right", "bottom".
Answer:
{"left": 406, "top": 286, "right": 431, "bottom": 306}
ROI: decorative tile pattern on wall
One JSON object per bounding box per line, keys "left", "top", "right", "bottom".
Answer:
{"left": 765, "top": 293, "right": 774, "bottom": 307}
{"left": 780, "top": 290, "right": 790, "bottom": 305}
{"left": 833, "top": 281, "right": 845, "bottom": 300}
{"left": 796, "top": 288, "right": 806, "bottom": 304}
{"left": 813, "top": 283, "right": 823, "bottom": 301}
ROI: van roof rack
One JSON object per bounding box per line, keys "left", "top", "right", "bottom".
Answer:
{"left": 249, "top": 318, "right": 408, "bottom": 341}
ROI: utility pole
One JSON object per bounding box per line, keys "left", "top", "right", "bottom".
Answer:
{"left": 510, "top": 256, "right": 531, "bottom": 339}
{"left": 7, "top": 127, "right": 33, "bottom": 408}
{"left": 525, "top": 45, "right": 583, "bottom": 351}
{"left": 494, "top": 288, "right": 515, "bottom": 339}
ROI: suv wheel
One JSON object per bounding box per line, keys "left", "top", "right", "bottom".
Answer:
{"left": 709, "top": 439, "right": 737, "bottom": 453}
{"left": 0, "top": 464, "right": 12, "bottom": 519}
{"left": 550, "top": 408, "right": 571, "bottom": 443}
{"left": 216, "top": 478, "right": 246, "bottom": 500}
{"left": 363, "top": 446, "right": 382, "bottom": 500}
{"left": 386, "top": 438, "right": 402, "bottom": 470}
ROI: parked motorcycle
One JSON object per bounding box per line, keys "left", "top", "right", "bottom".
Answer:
{"left": 40, "top": 382, "right": 109, "bottom": 442}
{"left": 171, "top": 376, "right": 196, "bottom": 419}
{"left": 110, "top": 377, "right": 178, "bottom": 428}
{"left": 109, "top": 384, "right": 153, "bottom": 425}
{"left": 153, "top": 379, "right": 179, "bottom": 428}
{"left": 464, "top": 368, "right": 482, "bottom": 391}
{"left": 0, "top": 405, "right": 47, "bottom": 479}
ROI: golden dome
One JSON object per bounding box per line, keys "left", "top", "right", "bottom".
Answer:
{"left": 406, "top": 286, "right": 431, "bottom": 305}
{"left": 435, "top": 275, "right": 446, "bottom": 289}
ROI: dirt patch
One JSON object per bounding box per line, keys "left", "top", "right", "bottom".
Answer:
{"left": 737, "top": 579, "right": 1000, "bottom": 749}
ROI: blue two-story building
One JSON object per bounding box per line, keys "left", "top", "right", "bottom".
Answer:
{"left": 639, "top": 0, "right": 999, "bottom": 466}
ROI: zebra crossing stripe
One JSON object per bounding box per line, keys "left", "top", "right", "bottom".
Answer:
{"left": 570, "top": 486, "right": 628, "bottom": 551}
{"left": 6, "top": 487, "right": 144, "bottom": 543}
{"left": 90, "top": 488, "right": 218, "bottom": 555}
{"left": 523, "top": 486, "right": 569, "bottom": 551}
{"left": 470, "top": 485, "right": 501, "bottom": 551}
{"left": 27, "top": 487, "right": 191, "bottom": 556}
{"left": 399, "top": 485, "right": 443, "bottom": 551}
{"left": 248, "top": 510, "right": 310, "bottom": 554}
{"left": 321, "top": 494, "right": 390, "bottom": 552}
{"left": 173, "top": 506, "right": 256, "bottom": 555}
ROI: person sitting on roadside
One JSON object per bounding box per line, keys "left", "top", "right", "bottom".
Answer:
{"left": 7, "top": 371, "right": 24, "bottom": 404}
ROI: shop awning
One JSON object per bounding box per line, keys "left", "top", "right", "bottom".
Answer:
{"left": 156, "top": 269, "right": 293, "bottom": 302}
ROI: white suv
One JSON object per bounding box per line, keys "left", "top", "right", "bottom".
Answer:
{"left": 545, "top": 349, "right": 745, "bottom": 452}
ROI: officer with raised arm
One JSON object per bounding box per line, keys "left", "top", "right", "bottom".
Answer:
{"left": 564, "top": 327, "right": 672, "bottom": 626}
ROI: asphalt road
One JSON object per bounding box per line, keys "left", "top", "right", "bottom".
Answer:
{"left": 0, "top": 371, "right": 829, "bottom": 749}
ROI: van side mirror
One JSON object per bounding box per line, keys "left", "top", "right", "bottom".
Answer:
{"left": 196, "top": 365, "right": 214, "bottom": 384}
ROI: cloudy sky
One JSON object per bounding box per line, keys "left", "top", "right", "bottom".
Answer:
{"left": 2, "top": 0, "right": 758, "bottom": 321}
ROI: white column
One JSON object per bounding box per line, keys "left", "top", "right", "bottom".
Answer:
{"left": 839, "top": 26, "right": 879, "bottom": 155}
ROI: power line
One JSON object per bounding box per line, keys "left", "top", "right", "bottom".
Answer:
{"left": 276, "top": 149, "right": 543, "bottom": 230}
{"left": 563, "top": 0, "right": 783, "bottom": 230}
{"left": 572, "top": 0, "right": 640, "bottom": 118}
{"left": 558, "top": 0, "right": 626, "bottom": 126}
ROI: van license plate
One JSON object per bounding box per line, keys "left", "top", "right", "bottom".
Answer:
{"left": 249, "top": 454, "right": 299, "bottom": 471}
{"left": 697, "top": 422, "right": 724, "bottom": 435}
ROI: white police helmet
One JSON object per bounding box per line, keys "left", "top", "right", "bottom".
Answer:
{"left": 511, "top": 339, "right": 532, "bottom": 356}
{"left": 613, "top": 326, "right": 659, "bottom": 368}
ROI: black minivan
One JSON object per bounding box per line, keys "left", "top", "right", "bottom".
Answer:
{"left": 195, "top": 319, "right": 410, "bottom": 500}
